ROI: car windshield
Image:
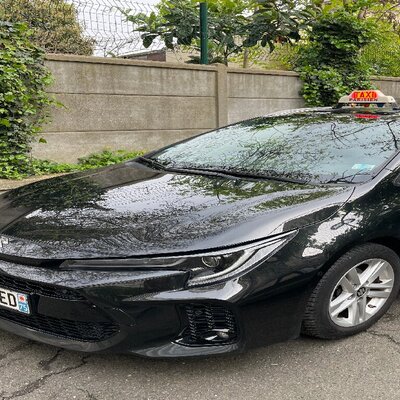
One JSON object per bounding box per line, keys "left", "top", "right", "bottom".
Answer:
{"left": 148, "top": 112, "right": 400, "bottom": 184}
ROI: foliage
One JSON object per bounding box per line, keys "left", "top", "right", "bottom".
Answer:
{"left": 76, "top": 149, "right": 145, "bottom": 169}
{"left": 185, "top": 40, "right": 235, "bottom": 64}
{"left": 299, "top": 66, "right": 350, "bottom": 106}
{"left": 244, "top": 0, "right": 317, "bottom": 52}
{"left": 230, "top": 42, "right": 299, "bottom": 69}
{"left": 123, "top": 0, "right": 251, "bottom": 65}
{"left": 361, "top": 23, "right": 400, "bottom": 76}
{"left": 29, "top": 150, "right": 146, "bottom": 178}
{"left": 123, "top": 0, "right": 318, "bottom": 65}
{"left": 295, "top": 10, "right": 375, "bottom": 106}
{"left": 0, "top": 0, "right": 93, "bottom": 55}
{"left": 318, "top": 0, "right": 400, "bottom": 31}
{"left": 0, "top": 21, "right": 54, "bottom": 180}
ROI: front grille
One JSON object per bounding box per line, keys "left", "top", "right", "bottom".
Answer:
{"left": 0, "top": 273, "right": 85, "bottom": 301}
{"left": 0, "top": 308, "right": 119, "bottom": 342}
{"left": 181, "top": 304, "right": 238, "bottom": 346}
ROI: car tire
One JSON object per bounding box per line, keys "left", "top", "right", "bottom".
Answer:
{"left": 302, "top": 243, "right": 400, "bottom": 339}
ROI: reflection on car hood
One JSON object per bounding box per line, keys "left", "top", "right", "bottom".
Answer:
{"left": 0, "top": 161, "right": 354, "bottom": 260}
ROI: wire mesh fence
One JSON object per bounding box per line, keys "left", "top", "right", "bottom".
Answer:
{"left": 71, "top": 0, "right": 205, "bottom": 61}
{"left": 69, "top": 0, "right": 161, "bottom": 57}
{"left": 0, "top": 0, "right": 167, "bottom": 57}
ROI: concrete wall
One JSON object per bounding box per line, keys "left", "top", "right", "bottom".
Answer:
{"left": 33, "top": 55, "right": 305, "bottom": 162}
{"left": 227, "top": 69, "right": 304, "bottom": 123}
{"left": 32, "top": 55, "right": 400, "bottom": 163}
{"left": 371, "top": 76, "right": 400, "bottom": 100}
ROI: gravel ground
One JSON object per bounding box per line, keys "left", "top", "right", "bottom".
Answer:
{"left": 1, "top": 299, "right": 400, "bottom": 400}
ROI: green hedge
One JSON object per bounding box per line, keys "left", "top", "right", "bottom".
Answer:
{"left": 0, "top": 21, "right": 53, "bottom": 179}
{"left": 295, "top": 11, "right": 375, "bottom": 106}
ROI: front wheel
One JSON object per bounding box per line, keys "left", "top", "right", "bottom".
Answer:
{"left": 302, "top": 243, "right": 400, "bottom": 339}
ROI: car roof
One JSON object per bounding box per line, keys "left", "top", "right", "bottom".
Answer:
{"left": 261, "top": 107, "right": 400, "bottom": 121}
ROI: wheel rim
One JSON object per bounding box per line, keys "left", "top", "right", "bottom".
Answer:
{"left": 329, "top": 258, "right": 395, "bottom": 328}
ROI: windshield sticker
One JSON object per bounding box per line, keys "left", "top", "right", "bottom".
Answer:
{"left": 352, "top": 163, "right": 375, "bottom": 171}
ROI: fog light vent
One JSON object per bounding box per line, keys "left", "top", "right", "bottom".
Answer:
{"left": 180, "top": 304, "right": 238, "bottom": 346}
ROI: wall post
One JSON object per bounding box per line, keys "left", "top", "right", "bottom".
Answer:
{"left": 216, "top": 63, "right": 228, "bottom": 127}
{"left": 200, "top": 2, "right": 209, "bottom": 65}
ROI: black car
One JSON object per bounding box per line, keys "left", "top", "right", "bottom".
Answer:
{"left": 1, "top": 90, "right": 400, "bottom": 358}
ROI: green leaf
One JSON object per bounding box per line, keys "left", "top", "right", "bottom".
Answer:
{"left": 0, "top": 119, "right": 11, "bottom": 127}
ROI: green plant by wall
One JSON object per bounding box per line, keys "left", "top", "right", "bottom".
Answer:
{"left": 31, "top": 150, "right": 146, "bottom": 177}
{"left": 0, "top": 21, "right": 54, "bottom": 180}
{"left": 295, "top": 10, "right": 375, "bottom": 106}
{"left": 0, "top": 0, "right": 93, "bottom": 55}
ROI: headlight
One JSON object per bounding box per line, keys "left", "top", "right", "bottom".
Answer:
{"left": 60, "top": 231, "right": 297, "bottom": 286}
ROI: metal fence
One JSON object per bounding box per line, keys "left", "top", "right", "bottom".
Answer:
{"left": 0, "top": 0, "right": 166, "bottom": 57}
{"left": 68, "top": 0, "right": 161, "bottom": 57}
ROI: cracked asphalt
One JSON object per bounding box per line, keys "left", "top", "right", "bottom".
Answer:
{"left": 1, "top": 300, "right": 400, "bottom": 400}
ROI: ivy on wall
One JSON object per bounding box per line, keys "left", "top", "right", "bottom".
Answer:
{"left": 0, "top": 21, "right": 54, "bottom": 179}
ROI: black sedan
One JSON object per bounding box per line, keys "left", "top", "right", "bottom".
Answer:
{"left": 1, "top": 90, "right": 400, "bottom": 357}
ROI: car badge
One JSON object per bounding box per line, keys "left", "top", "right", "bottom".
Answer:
{"left": 0, "top": 236, "right": 9, "bottom": 249}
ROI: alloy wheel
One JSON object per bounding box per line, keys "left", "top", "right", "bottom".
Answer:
{"left": 329, "top": 258, "right": 395, "bottom": 328}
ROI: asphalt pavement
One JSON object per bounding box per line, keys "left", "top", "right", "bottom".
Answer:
{"left": 1, "top": 298, "right": 400, "bottom": 400}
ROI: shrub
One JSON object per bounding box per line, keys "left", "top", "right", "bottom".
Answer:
{"left": 31, "top": 150, "right": 146, "bottom": 176}
{"left": 0, "top": 21, "right": 54, "bottom": 179}
{"left": 295, "top": 10, "right": 375, "bottom": 106}
{"left": 0, "top": 0, "right": 93, "bottom": 55}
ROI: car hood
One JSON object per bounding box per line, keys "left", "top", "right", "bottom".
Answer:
{"left": 0, "top": 161, "right": 354, "bottom": 260}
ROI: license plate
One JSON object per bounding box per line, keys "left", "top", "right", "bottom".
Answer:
{"left": 0, "top": 288, "right": 30, "bottom": 315}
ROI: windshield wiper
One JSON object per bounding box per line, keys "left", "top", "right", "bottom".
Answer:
{"left": 138, "top": 157, "right": 308, "bottom": 184}
{"left": 137, "top": 156, "right": 168, "bottom": 170}
{"left": 187, "top": 167, "right": 308, "bottom": 184}
{"left": 324, "top": 172, "right": 370, "bottom": 184}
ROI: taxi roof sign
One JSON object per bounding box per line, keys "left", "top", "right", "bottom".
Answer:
{"left": 337, "top": 90, "right": 397, "bottom": 107}
{"left": 350, "top": 90, "right": 378, "bottom": 101}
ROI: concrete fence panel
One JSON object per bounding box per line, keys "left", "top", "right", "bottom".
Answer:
{"left": 227, "top": 69, "right": 304, "bottom": 124}
{"left": 32, "top": 55, "right": 400, "bottom": 163}
{"left": 372, "top": 77, "right": 400, "bottom": 101}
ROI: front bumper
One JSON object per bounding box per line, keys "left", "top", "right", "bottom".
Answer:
{"left": 0, "top": 258, "right": 313, "bottom": 358}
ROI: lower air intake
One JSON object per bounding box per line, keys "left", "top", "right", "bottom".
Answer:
{"left": 0, "top": 308, "right": 119, "bottom": 342}
{"left": 181, "top": 303, "right": 238, "bottom": 346}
